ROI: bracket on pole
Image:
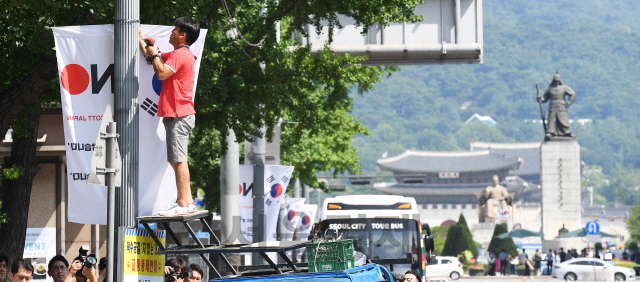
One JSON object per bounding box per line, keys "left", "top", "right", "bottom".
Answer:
{"left": 87, "top": 104, "right": 122, "bottom": 187}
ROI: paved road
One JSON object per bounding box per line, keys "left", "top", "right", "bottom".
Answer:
{"left": 458, "top": 277, "right": 564, "bottom": 282}
{"left": 457, "top": 276, "right": 639, "bottom": 282}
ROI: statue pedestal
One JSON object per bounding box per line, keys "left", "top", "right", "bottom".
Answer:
{"left": 540, "top": 140, "right": 582, "bottom": 242}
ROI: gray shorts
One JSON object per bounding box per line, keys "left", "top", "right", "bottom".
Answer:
{"left": 162, "top": 114, "right": 195, "bottom": 164}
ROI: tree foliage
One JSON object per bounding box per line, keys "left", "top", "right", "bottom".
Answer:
{"left": 0, "top": 0, "right": 114, "bottom": 265}
{"left": 430, "top": 225, "right": 449, "bottom": 255}
{"left": 488, "top": 224, "right": 518, "bottom": 256}
{"left": 627, "top": 203, "right": 640, "bottom": 242}
{"left": 442, "top": 218, "right": 478, "bottom": 258}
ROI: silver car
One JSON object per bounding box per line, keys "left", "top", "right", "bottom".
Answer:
{"left": 551, "top": 258, "right": 635, "bottom": 281}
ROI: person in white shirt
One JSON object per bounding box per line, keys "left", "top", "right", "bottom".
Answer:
{"left": 510, "top": 255, "right": 519, "bottom": 275}
{"left": 604, "top": 249, "right": 613, "bottom": 262}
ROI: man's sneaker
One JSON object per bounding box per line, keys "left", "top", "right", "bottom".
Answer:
{"left": 187, "top": 202, "right": 197, "bottom": 214}
{"left": 157, "top": 202, "right": 189, "bottom": 217}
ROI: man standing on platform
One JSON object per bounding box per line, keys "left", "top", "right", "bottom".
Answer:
{"left": 139, "top": 17, "right": 201, "bottom": 216}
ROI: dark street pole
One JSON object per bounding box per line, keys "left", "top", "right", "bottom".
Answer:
{"left": 114, "top": 0, "right": 139, "bottom": 228}
{"left": 114, "top": 2, "right": 139, "bottom": 281}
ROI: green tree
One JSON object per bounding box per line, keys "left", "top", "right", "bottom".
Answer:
{"left": 0, "top": 0, "right": 114, "bottom": 264}
{"left": 442, "top": 223, "right": 478, "bottom": 257}
{"left": 457, "top": 213, "right": 479, "bottom": 257}
{"left": 595, "top": 242, "right": 603, "bottom": 253}
{"left": 430, "top": 226, "right": 450, "bottom": 255}
{"left": 442, "top": 224, "right": 464, "bottom": 256}
{"left": 627, "top": 203, "right": 640, "bottom": 242}
{"left": 488, "top": 223, "right": 518, "bottom": 256}
{"left": 458, "top": 213, "right": 471, "bottom": 235}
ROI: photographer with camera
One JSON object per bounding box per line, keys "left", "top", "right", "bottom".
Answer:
{"left": 63, "top": 246, "right": 98, "bottom": 282}
{"left": 187, "top": 264, "right": 202, "bottom": 282}
{"left": 164, "top": 258, "right": 190, "bottom": 282}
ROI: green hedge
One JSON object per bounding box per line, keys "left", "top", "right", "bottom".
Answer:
{"left": 614, "top": 260, "right": 635, "bottom": 269}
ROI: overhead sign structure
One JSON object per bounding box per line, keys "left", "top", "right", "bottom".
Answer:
{"left": 585, "top": 221, "right": 600, "bottom": 235}
{"left": 296, "top": 0, "right": 483, "bottom": 65}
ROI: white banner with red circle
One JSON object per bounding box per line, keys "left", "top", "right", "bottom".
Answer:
{"left": 53, "top": 25, "right": 207, "bottom": 224}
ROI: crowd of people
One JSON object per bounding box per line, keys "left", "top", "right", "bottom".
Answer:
{"left": 0, "top": 253, "right": 202, "bottom": 282}
{"left": 487, "top": 246, "right": 628, "bottom": 278}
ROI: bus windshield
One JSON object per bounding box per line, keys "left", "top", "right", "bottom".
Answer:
{"left": 320, "top": 218, "right": 419, "bottom": 273}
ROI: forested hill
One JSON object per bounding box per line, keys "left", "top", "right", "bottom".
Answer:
{"left": 349, "top": 0, "right": 640, "bottom": 206}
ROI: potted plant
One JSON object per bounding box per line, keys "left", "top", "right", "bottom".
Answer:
{"left": 468, "top": 264, "right": 485, "bottom": 276}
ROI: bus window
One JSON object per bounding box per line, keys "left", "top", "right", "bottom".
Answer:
{"left": 341, "top": 229, "right": 370, "bottom": 255}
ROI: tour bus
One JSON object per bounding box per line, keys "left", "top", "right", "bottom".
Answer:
{"left": 318, "top": 195, "right": 434, "bottom": 276}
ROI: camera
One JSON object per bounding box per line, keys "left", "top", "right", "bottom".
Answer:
{"left": 75, "top": 245, "right": 98, "bottom": 278}
{"left": 165, "top": 267, "right": 191, "bottom": 282}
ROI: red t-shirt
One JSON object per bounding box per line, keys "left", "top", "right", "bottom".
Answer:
{"left": 158, "top": 47, "right": 196, "bottom": 117}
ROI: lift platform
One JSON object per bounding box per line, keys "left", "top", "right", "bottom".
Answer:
{"left": 136, "top": 211, "right": 310, "bottom": 278}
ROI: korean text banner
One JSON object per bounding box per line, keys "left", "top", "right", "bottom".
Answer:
{"left": 121, "top": 228, "right": 166, "bottom": 282}
{"left": 52, "top": 25, "right": 207, "bottom": 224}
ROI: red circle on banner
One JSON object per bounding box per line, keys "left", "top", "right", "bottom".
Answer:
{"left": 61, "top": 64, "right": 89, "bottom": 95}
{"left": 239, "top": 184, "right": 243, "bottom": 194}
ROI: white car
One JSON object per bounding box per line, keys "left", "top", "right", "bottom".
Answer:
{"left": 425, "top": 256, "right": 464, "bottom": 280}
{"left": 551, "top": 258, "right": 635, "bottom": 281}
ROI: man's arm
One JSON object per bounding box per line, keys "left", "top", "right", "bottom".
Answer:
{"left": 82, "top": 265, "right": 98, "bottom": 282}
{"left": 564, "top": 86, "right": 576, "bottom": 107}
{"left": 64, "top": 260, "right": 82, "bottom": 282}
{"left": 139, "top": 28, "right": 152, "bottom": 59}
{"left": 150, "top": 51, "right": 175, "bottom": 80}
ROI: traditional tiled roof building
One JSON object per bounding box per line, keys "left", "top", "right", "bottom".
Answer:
{"left": 374, "top": 150, "right": 522, "bottom": 206}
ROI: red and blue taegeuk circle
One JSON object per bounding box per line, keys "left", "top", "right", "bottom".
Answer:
{"left": 270, "top": 183, "right": 283, "bottom": 198}
{"left": 302, "top": 215, "right": 311, "bottom": 225}
{"left": 287, "top": 210, "right": 295, "bottom": 221}
{"left": 152, "top": 74, "right": 163, "bottom": 96}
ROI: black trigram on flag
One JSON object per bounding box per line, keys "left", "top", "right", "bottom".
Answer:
{"left": 266, "top": 175, "right": 276, "bottom": 183}
{"left": 141, "top": 98, "right": 158, "bottom": 116}
{"left": 281, "top": 175, "right": 289, "bottom": 183}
